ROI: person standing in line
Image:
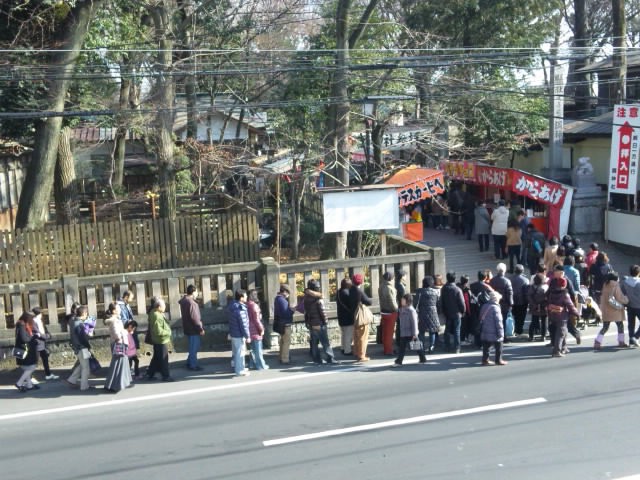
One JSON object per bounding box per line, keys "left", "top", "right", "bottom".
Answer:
{"left": 104, "top": 302, "right": 132, "bottom": 393}
{"left": 393, "top": 294, "right": 426, "bottom": 366}
{"left": 349, "top": 273, "right": 373, "bottom": 362}
{"left": 32, "top": 306, "right": 58, "bottom": 381}
{"left": 227, "top": 290, "right": 251, "bottom": 376}
{"left": 524, "top": 224, "right": 545, "bottom": 274}
{"left": 125, "top": 320, "right": 141, "bottom": 379}
{"left": 14, "top": 312, "right": 41, "bottom": 392}
{"left": 470, "top": 271, "right": 493, "bottom": 348}
{"left": 441, "top": 272, "right": 466, "bottom": 354}
{"left": 394, "top": 270, "right": 407, "bottom": 346}
{"left": 303, "top": 280, "right": 337, "bottom": 365}
{"left": 66, "top": 305, "right": 92, "bottom": 391}
{"left": 474, "top": 200, "right": 491, "bottom": 252}
{"left": 145, "top": 298, "right": 173, "bottom": 382}
{"left": 527, "top": 274, "right": 549, "bottom": 342}
{"left": 336, "top": 278, "right": 354, "bottom": 355}
{"left": 117, "top": 290, "right": 135, "bottom": 326}
{"left": 547, "top": 277, "right": 580, "bottom": 357}
{"left": 505, "top": 219, "right": 522, "bottom": 274}
{"left": 549, "top": 265, "right": 582, "bottom": 346}
{"left": 491, "top": 199, "right": 509, "bottom": 260}
{"left": 247, "top": 289, "right": 269, "bottom": 370}
{"left": 180, "top": 285, "right": 204, "bottom": 371}
{"left": 489, "top": 263, "right": 514, "bottom": 342}
{"left": 479, "top": 291, "right": 507, "bottom": 366}
{"left": 517, "top": 209, "right": 530, "bottom": 263}
{"left": 457, "top": 275, "right": 473, "bottom": 344}
{"left": 461, "top": 193, "right": 476, "bottom": 240}
{"left": 585, "top": 243, "right": 599, "bottom": 270}
{"left": 378, "top": 272, "right": 398, "bottom": 356}
{"left": 543, "top": 236, "right": 560, "bottom": 273}
{"left": 273, "top": 284, "right": 295, "bottom": 364}
{"left": 622, "top": 265, "right": 640, "bottom": 346}
{"left": 594, "top": 272, "right": 629, "bottom": 350}
{"left": 510, "top": 265, "right": 529, "bottom": 336}
{"left": 415, "top": 276, "right": 441, "bottom": 354}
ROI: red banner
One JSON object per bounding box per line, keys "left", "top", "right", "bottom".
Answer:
{"left": 475, "top": 166, "right": 512, "bottom": 188}
{"left": 615, "top": 122, "right": 633, "bottom": 190}
{"left": 512, "top": 171, "right": 567, "bottom": 207}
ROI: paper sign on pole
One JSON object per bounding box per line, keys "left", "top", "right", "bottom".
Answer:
{"left": 609, "top": 104, "right": 640, "bottom": 195}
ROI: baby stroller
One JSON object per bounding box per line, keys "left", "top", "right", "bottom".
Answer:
{"left": 580, "top": 293, "right": 602, "bottom": 328}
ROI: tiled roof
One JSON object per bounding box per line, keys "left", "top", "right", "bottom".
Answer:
{"left": 538, "top": 110, "right": 613, "bottom": 140}
{"left": 70, "top": 127, "right": 145, "bottom": 143}
{"left": 578, "top": 51, "right": 640, "bottom": 74}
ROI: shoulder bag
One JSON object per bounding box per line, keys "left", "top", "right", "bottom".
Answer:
{"left": 608, "top": 286, "right": 625, "bottom": 311}
{"left": 354, "top": 302, "right": 373, "bottom": 327}
{"left": 12, "top": 345, "right": 28, "bottom": 359}
{"left": 112, "top": 342, "right": 126, "bottom": 357}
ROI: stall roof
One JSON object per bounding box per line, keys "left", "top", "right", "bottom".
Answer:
{"left": 383, "top": 165, "right": 445, "bottom": 207}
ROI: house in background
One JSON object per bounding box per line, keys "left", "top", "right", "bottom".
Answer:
{"left": 0, "top": 141, "right": 30, "bottom": 230}
{"left": 174, "top": 94, "right": 269, "bottom": 150}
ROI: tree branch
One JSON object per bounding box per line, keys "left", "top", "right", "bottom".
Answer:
{"left": 348, "top": 0, "right": 380, "bottom": 49}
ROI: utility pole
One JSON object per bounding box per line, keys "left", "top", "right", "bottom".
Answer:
{"left": 612, "top": 0, "right": 627, "bottom": 104}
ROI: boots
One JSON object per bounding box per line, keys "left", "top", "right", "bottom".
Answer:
{"left": 618, "top": 333, "right": 629, "bottom": 348}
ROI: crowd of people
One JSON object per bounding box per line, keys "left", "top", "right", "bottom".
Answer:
{"left": 11, "top": 229, "right": 640, "bottom": 392}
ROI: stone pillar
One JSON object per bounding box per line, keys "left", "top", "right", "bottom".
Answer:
{"left": 569, "top": 157, "right": 608, "bottom": 235}
{"left": 260, "top": 257, "right": 280, "bottom": 349}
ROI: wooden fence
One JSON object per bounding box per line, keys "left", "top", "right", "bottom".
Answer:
{"left": 0, "top": 212, "right": 259, "bottom": 283}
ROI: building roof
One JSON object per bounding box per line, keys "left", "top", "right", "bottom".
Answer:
{"left": 70, "top": 127, "right": 145, "bottom": 143}
{"left": 578, "top": 51, "right": 640, "bottom": 74}
{"left": 538, "top": 109, "right": 613, "bottom": 140}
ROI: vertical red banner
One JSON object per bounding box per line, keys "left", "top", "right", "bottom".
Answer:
{"left": 617, "top": 122, "right": 633, "bottom": 190}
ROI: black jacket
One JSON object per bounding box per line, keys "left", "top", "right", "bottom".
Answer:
{"left": 69, "top": 317, "right": 91, "bottom": 354}
{"left": 303, "top": 289, "right": 327, "bottom": 327}
{"left": 15, "top": 322, "right": 38, "bottom": 366}
{"left": 348, "top": 285, "right": 372, "bottom": 322}
{"left": 440, "top": 282, "right": 465, "bottom": 319}
{"left": 336, "top": 287, "right": 352, "bottom": 326}
{"left": 490, "top": 274, "right": 513, "bottom": 307}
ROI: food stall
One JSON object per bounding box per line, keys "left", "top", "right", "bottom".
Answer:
{"left": 383, "top": 166, "right": 445, "bottom": 242}
{"left": 440, "top": 161, "right": 574, "bottom": 239}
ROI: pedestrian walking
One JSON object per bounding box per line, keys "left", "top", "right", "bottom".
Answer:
{"left": 14, "top": 312, "right": 41, "bottom": 392}
{"left": 304, "top": 279, "right": 337, "bottom": 365}
{"left": 247, "top": 289, "right": 269, "bottom": 370}
{"left": 490, "top": 199, "right": 509, "bottom": 259}
{"left": 510, "top": 265, "right": 529, "bottom": 336}
{"left": 104, "top": 302, "right": 133, "bottom": 393}
{"left": 273, "top": 284, "right": 295, "bottom": 364}
{"left": 31, "top": 306, "right": 58, "bottom": 381}
{"left": 594, "top": 272, "right": 629, "bottom": 350}
{"left": 479, "top": 291, "right": 507, "bottom": 366}
{"left": 378, "top": 272, "right": 398, "bottom": 356}
{"left": 415, "top": 276, "right": 441, "bottom": 354}
{"left": 337, "top": 278, "right": 354, "bottom": 355}
{"left": 349, "top": 273, "right": 373, "bottom": 362}
{"left": 393, "top": 294, "right": 426, "bottom": 366}
{"left": 527, "top": 274, "right": 549, "bottom": 342}
{"left": 125, "top": 320, "right": 141, "bottom": 379}
{"left": 66, "top": 305, "right": 92, "bottom": 391}
{"left": 547, "top": 277, "right": 580, "bottom": 357}
{"left": 474, "top": 200, "right": 491, "bottom": 252}
{"left": 550, "top": 265, "right": 582, "bottom": 346}
{"left": 441, "top": 272, "right": 465, "bottom": 353}
{"left": 180, "top": 285, "right": 204, "bottom": 371}
{"left": 145, "top": 298, "right": 173, "bottom": 382}
{"left": 116, "top": 290, "right": 135, "bottom": 326}
{"left": 589, "top": 252, "right": 613, "bottom": 304}
{"left": 506, "top": 219, "right": 522, "bottom": 274}
{"left": 621, "top": 265, "right": 640, "bottom": 346}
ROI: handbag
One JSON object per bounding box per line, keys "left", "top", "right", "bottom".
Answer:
{"left": 409, "top": 339, "right": 423, "bottom": 351}
{"left": 12, "top": 345, "right": 28, "bottom": 359}
{"left": 89, "top": 354, "right": 101, "bottom": 374}
{"left": 608, "top": 286, "right": 625, "bottom": 311}
{"left": 505, "top": 310, "right": 515, "bottom": 337}
{"left": 354, "top": 303, "right": 373, "bottom": 327}
{"left": 144, "top": 329, "right": 153, "bottom": 345}
{"left": 272, "top": 317, "right": 285, "bottom": 335}
{"left": 112, "top": 342, "right": 126, "bottom": 357}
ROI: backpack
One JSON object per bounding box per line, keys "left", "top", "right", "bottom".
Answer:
{"left": 476, "top": 290, "right": 491, "bottom": 306}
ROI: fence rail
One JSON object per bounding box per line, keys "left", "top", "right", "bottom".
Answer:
{"left": 0, "top": 212, "right": 259, "bottom": 283}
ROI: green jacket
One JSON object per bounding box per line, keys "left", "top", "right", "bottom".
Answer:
{"left": 149, "top": 310, "right": 171, "bottom": 345}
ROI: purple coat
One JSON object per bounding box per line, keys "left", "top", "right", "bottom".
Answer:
{"left": 479, "top": 302, "right": 504, "bottom": 342}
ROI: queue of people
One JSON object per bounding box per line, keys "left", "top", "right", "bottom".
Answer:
{"left": 12, "top": 249, "right": 640, "bottom": 394}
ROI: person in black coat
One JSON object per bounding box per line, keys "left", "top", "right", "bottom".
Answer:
{"left": 441, "top": 272, "right": 466, "bottom": 353}
{"left": 336, "top": 277, "right": 354, "bottom": 355}
{"left": 14, "top": 312, "right": 41, "bottom": 393}
{"left": 470, "top": 271, "right": 493, "bottom": 348}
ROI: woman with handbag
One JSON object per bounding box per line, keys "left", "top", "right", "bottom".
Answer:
{"left": 104, "top": 302, "right": 133, "bottom": 392}
{"left": 349, "top": 274, "right": 372, "bottom": 362}
{"left": 393, "top": 294, "right": 426, "bottom": 366}
{"left": 14, "top": 312, "right": 41, "bottom": 392}
{"left": 594, "top": 272, "right": 629, "bottom": 350}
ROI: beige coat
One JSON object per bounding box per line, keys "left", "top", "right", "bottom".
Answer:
{"left": 543, "top": 245, "right": 558, "bottom": 271}
{"left": 599, "top": 280, "right": 629, "bottom": 323}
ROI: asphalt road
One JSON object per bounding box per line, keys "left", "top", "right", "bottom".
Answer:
{"left": 1, "top": 339, "right": 640, "bottom": 480}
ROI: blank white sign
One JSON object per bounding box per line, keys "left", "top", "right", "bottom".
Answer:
{"left": 322, "top": 189, "right": 400, "bottom": 233}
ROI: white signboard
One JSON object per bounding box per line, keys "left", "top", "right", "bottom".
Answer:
{"left": 322, "top": 189, "right": 400, "bottom": 233}
{"left": 609, "top": 104, "right": 640, "bottom": 194}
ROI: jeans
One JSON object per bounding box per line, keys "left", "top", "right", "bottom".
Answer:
{"left": 310, "top": 324, "right": 335, "bottom": 363}
{"left": 551, "top": 320, "right": 568, "bottom": 355}
{"left": 629, "top": 307, "right": 640, "bottom": 340}
{"left": 507, "top": 245, "right": 521, "bottom": 273}
{"left": 529, "top": 315, "right": 547, "bottom": 340}
{"left": 493, "top": 235, "right": 506, "bottom": 259}
{"left": 478, "top": 234, "right": 490, "bottom": 252}
{"left": 187, "top": 335, "right": 201, "bottom": 368}
{"left": 39, "top": 349, "right": 52, "bottom": 376}
{"left": 444, "top": 315, "right": 461, "bottom": 352}
{"left": 231, "top": 337, "right": 247, "bottom": 375}
{"left": 395, "top": 337, "right": 426, "bottom": 364}
{"left": 249, "top": 339, "right": 268, "bottom": 370}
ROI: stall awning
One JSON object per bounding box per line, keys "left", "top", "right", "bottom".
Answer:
{"left": 384, "top": 166, "right": 445, "bottom": 207}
